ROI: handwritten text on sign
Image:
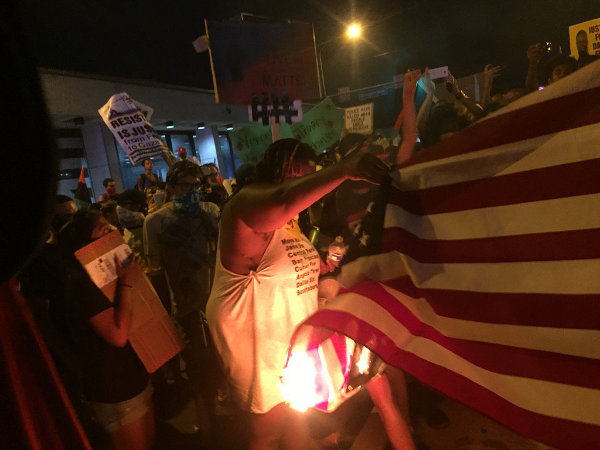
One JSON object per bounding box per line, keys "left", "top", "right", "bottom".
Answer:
{"left": 345, "top": 103, "right": 374, "bottom": 135}
{"left": 98, "top": 93, "right": 168, "bottom": 165}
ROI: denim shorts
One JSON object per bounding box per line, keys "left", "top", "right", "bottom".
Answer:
{"left": 88, "top": 382, "right": 153, "bottom": 433}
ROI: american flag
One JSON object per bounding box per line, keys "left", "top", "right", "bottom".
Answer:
{"left": 291, "top": 61, "right": 600, "bottom": 449}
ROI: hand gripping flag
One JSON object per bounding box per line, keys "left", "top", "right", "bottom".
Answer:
{"left": 286, "top": 60, "right": 600, "bottom": 449}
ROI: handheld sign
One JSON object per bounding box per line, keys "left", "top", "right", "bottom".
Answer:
{"left": 344, "top": 103, "right": 374, "bottom": 135}
{"left": 98, "top": 93, "right": 169, "bottom": 165}
{"left": 569, "top": 18, "right": 600, "bottom": 59}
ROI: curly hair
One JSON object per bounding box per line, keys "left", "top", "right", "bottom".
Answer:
{"left": 255, "top": 139, "right": 316, "bottom": 184}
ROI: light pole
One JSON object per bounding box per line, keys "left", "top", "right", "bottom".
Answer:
{"left": 317, "top": 23, "right": 362, "bottom": 97}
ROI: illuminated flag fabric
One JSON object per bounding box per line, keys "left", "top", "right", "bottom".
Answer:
{"left": 293, "top": 61, "right": 600, "bottom": 449}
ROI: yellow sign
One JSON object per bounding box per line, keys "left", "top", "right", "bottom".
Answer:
{"left": 569, "top": 18, "right": 600, "bottom": 60}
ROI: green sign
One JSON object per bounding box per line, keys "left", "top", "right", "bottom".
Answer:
{"left": 229, "top": 98, "right": 343, "bottom": 165}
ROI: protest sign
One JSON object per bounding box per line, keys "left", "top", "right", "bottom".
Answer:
{"left": 230, "top": 97, "right": 343, "bottom": 163}
{"left": 569, "top": 18, "right": 600, "bottom": 59}
{"left": 229, "top": 123, "right": 291, "bottom": 164}
{"left": 205, "top": 19, "right": 320, "bottom": 105}
{"left": 289, "top": 97, "right": 344, "bottom": 152}
{"left": 344, "top": 103, "right": 374, "bottom": 135}
{"left": 98, "top": 93, "right": 169, "bottom": 165}
{"left": 75, "top": 231, "right": 184, "bottom": 373}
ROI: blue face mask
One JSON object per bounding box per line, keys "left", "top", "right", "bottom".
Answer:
{"left": 172, "top": 189, "right": 204, "bottom": 217}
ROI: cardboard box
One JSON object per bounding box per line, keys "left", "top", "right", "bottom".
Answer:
{"left": 74, "top": 231, "right": 183, "bottom": 373}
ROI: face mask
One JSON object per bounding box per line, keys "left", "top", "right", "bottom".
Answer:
{"left": 106, "top": 186, "right": 117, "bottom": 196}
{"left": 172, "top": 189, "right": 204, "bottom": 217}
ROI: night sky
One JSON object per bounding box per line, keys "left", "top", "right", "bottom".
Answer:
{"left": 18, "top": 0, "right": 600, "bottom": 93}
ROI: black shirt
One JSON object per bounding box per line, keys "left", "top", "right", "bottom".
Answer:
{"left": 64, "top": 261, "right": 148, "bottom": 403}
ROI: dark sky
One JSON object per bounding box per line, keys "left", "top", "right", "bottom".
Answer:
{"left": 19, "top": 0, "right": 600, "bottom": 92}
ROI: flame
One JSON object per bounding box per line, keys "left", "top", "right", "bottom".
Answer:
{"left": 356, "top": 347, "right": 371, "bottom": 375}
{"left": 279, "top": 351, "right": 321, "bottom": 412}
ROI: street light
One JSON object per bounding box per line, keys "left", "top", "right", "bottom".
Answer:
{"left": 346, "top": 23, "right": 361, "bottom": 39}
{"left": 318, "top": 23, "right": 364, "bottom": 97}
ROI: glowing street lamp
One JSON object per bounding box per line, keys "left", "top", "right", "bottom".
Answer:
{"left": 318, "top": 23, "right": 364, "bottom": 97}
{"left": 346, "top": 23, "right": 362, "bottom": 39}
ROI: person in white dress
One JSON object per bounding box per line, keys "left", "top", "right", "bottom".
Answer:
{"left": 206, "top": 138, "right": 388, "bottom": 449}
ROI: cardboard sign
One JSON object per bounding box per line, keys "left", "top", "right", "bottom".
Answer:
{"left": 569, "top": 18, "right": 600, "bottom": 59}
{"left": 345, "top": 103, "right": 374, "bottom": 135}
{"left": 231, "top": 97, "right": 344, "bottom": 163}
{"left": 205, "top": 19, "right": 320, "bottom": 105}
{"left": 98, "top": 93, "right": 169, "bottom": 165}
{"left": 75, "top": 231, "right": 184, "bottom": 373}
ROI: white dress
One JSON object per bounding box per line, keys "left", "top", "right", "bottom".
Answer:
{"left": 206, "top": 219, "right": 320, "bottom": 413}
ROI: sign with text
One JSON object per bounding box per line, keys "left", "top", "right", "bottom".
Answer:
{"left": 569, "top": 18, "right": 600, "bottom": 59}
{"left": 230, "top": 97, "right": 343, "bottom": 163}
{"left": 205, "top": 19, "right": 320, "bottom": 105}
{"left": 98, "top": 93, "right": 168, "bottom": 165}
{"left": 75, "top": 231, "right": 184, "bottom": 373}
{"left": 345, "top": 103, "right": 374, "bottom": 135}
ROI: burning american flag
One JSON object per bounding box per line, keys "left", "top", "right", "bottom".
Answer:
{"left": 283, "top": 60, "right": 600, "bottom": 449}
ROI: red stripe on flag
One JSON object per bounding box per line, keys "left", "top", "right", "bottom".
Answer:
{"left": 335, "top": 282, "right": 600, "bottom": 389}
{"left": 381, "top": 227, "right": 600, "bottom": 262}
{"left": 304, "top": 310, "right": 600, "bottom": 450}
{"left": 389, "top": 158, "right": 600, "bottom": 215}
{"left": 400, "top": 85, "right": 600, "bottom": 168}
{"left": 382, "top": 275, "right": 600, "bottom": 329}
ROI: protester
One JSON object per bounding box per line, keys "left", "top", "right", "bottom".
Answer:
{"left": 202, "top": 163, "right": 229, "bottom": 207}
{"left": 544, "top": 54, "right": 578, "bottom": 86}
{"left": 100, "top": 200, "right": 121, "bottom": 231}
{"left": 98, "top": 178, "right": 118, "bottom": 203}
{"left": 143, "top": 161, "right": 220, "bottom": 438}
{"left": 58, "top": 209, "right": 154, "bottom": 450}
{"left": 136, "top": 158, "right": 162, "bottom": 192}
{"left": 145, "top": 181, "right": 166, "bottom": 214}
{"left": 117, "top": 189, "right": 147, "bottom": 258}
{"left": 205, "top": 138, "right": 407, "bottom": 449}
{"left": 19, "top": 195, "right": 77, "bottom": 333}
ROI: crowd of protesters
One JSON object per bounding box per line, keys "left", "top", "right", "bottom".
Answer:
{"left": 16, "top": 41, "right": 596, "bottom": 450}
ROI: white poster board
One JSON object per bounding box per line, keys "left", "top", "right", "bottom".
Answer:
{"left": 98, "top": 93, "right": 168, "bottom": 165}
{"left": 344, "top": 103, "right": 374, "bottom": 135}
{"left": 569, "top": 18, "right": 600, "bottom": 59}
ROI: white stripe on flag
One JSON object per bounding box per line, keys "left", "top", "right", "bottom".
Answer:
{"left": 383, "top": 194, "right": 600, "bottom": 240}
{"left": 371, "top": 284, "right": 600, "bottom": 359}
{"left": 323, "top": 294, "right": 600, "bottom": 425}
{"left": 395, "top": 124, "right": 600, "bottom": 191}
{"left": 340, "top": 252, "right": 600, "bottom": 295}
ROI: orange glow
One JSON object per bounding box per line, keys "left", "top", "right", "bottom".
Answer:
{"left": 279, "top": 351, "right": 321, "bottom": 412}
{"left": 347, "top": 23, "right": 362, "bottom": 39}
{"left": 356, "top": 346, "right": 371, "bottom": 374}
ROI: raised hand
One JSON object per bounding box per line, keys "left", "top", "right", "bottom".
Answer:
{"left": 527, "top": 43, "right": 545, "bottom": 66}
{"left": 417, "top": 68, "right": 435, "bottom": 95}
{"left": 341, "top": 151, "right": 389, "bottom": 184}
{"left": 444, "top": 70, "right": 460, "bottom": 96}
{"left": 403, "top": 69, "right": 424, "bottom": 102}
{"left": 483, "top": 64, "right": 502, "bottom": 85}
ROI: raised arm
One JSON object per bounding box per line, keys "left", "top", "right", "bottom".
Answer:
{"left": 526, "top": 43, "right": 544, "bottom": 93}
{"left": 232, "top": 151, "right": 388, "bottom": 233}
{"left": 481, "top": 64, "right": 502, "bottom": 107}
{"left": 396, "top": 69, "right": 422, "bottom": 165}
{"left": 416, "top": 71, "right": 436, "bottom": 140}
